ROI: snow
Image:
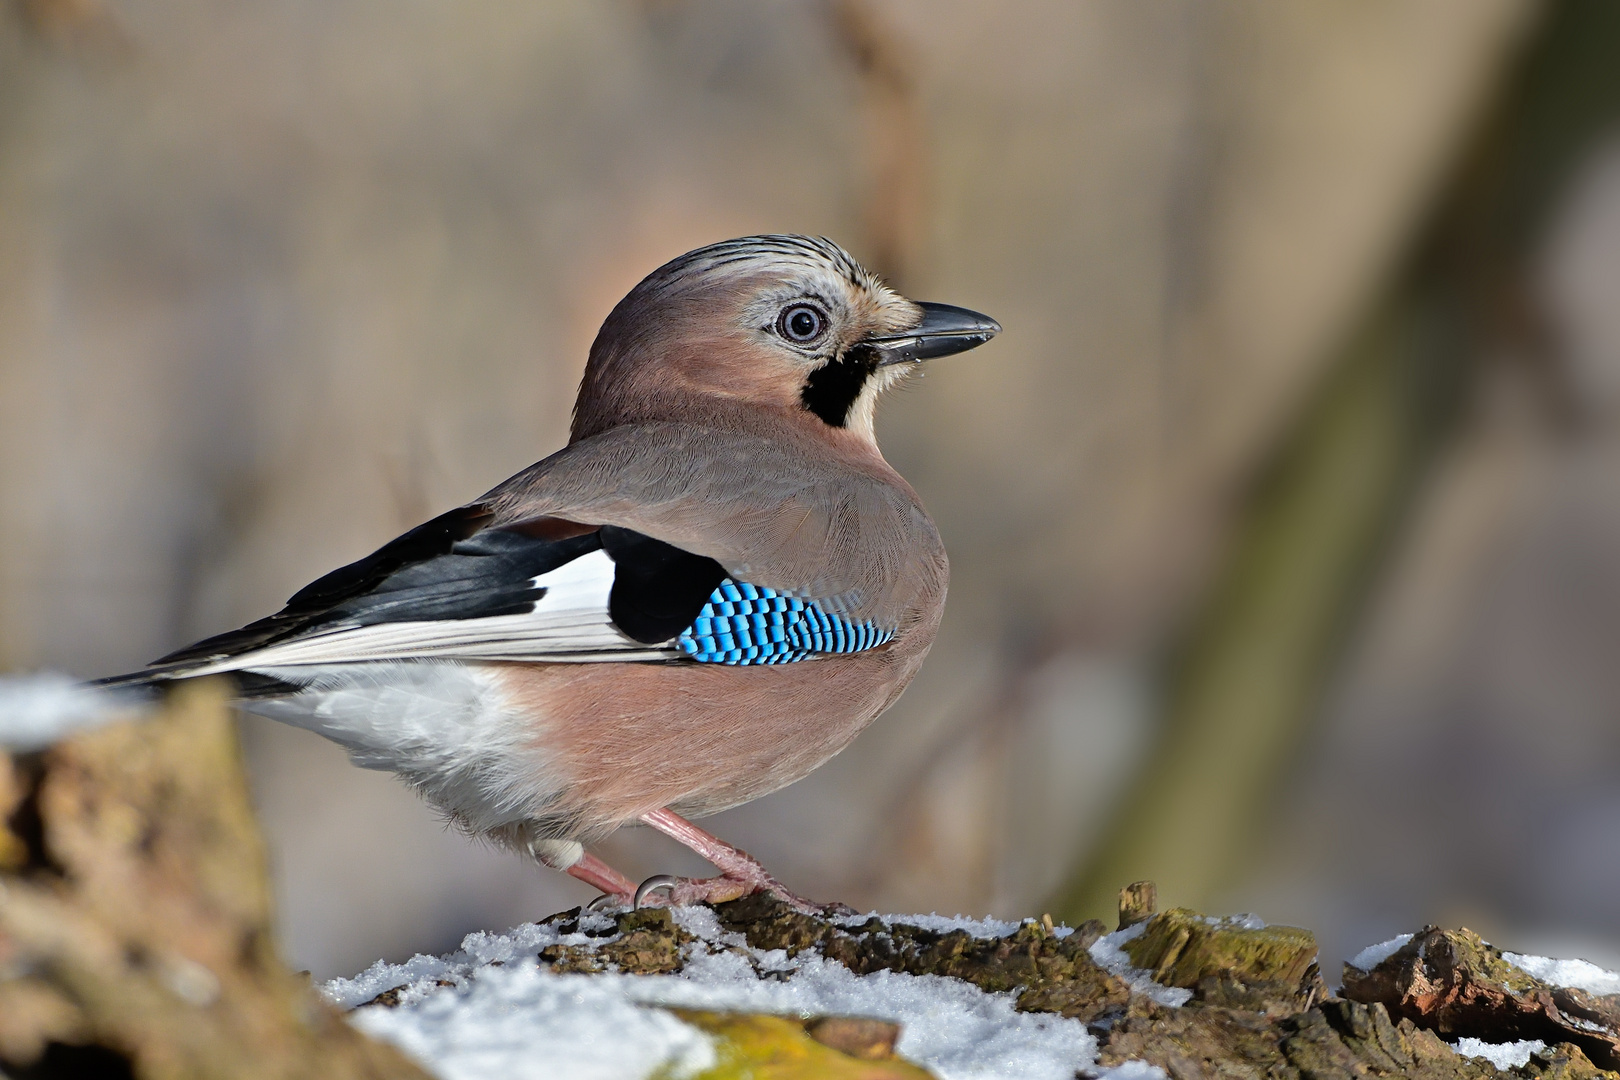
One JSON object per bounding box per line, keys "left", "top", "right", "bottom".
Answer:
{"left": 1093, "top": 1063, "right": 1168, "bottom": 1080}
{"left": 324, "top": 905, "right": 1139, "bottom": 1080}
{"left": 1452, "top": 1038, "right": 1546, "bottom": 1069}
{"left": 350, "top": 967, "right": 717, "bottom": 1080}
{"left": 1346, "top": 934, "right": 1414, "bottom": 972}
{"left": 1504, "top": 952, "right": 1620, "bottom": 997}
{"left": 1087, "top": 923, "right": 1194, "bottom": 1008}
{"left": 0, "top": 673, "right": 140, "bottom": 751}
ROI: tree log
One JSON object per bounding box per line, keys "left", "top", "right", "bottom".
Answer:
{"left": 0, "top": 679, "right": 432, "bottom": 1079}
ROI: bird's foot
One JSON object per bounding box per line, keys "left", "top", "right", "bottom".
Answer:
{"left": 539, "top": 809, "right": 853, "bottom": 915}
{"left": 632, "top": 869, "right": 832, "bottom": 915}
{"left": 633, "top": 807, "right": 851, "bottom": 915}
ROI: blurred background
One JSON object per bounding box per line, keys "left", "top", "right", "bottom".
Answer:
{"left": 4, "top": 0, "right": 1620, "bottom": 982}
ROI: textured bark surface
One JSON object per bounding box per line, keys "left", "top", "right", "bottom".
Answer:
{"left": 1343, "top": 927, "right": 1620, "bottom": 1071}
{"left": 0, "top": 681, "right": 432, "bottom": 1079}
{"left": 713, "top": 892, "right": 1129, "bottom": 1022}
{"left": 1123, "top": 907, "right": 1325, "bottom": 1017}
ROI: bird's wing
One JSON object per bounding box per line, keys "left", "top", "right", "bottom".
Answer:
{"left": 149, "top": 512, "right": 683, "bottom": 674}
{"left": 140, "top": 424, "right": 939, "bottom": 676}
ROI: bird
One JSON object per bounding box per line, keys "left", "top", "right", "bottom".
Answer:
{"left": 102, "top": 235, "right": 999, "bottom": 912}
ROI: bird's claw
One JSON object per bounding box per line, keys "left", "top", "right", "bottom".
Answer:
{"left": 633, "top": 874, "right": 680, "bottom": 910}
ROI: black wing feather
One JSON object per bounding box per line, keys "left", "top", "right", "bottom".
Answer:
{"left": 601, "top": 526, "right": 727, "bottom": 644}
{"left": 322, "top": 528, "right": 602, "bottom": 627}
{"left": 155, "top": 506, "right": 607, "bottom": 665}
{"left": 289, "top": 504, "right": 494, "bottom": 609}
{"left": 150, "top": 509, "right": 729, "bottom": 668}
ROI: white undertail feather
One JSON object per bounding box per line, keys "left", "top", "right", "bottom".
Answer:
{"left": 246, "top": 661, "right": 567, "bottom": 835}
{"left": 528, "top": 837, "right": 584, "bottom": 870}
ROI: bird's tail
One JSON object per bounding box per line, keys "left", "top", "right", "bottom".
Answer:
{"left": 90, "top": 664, "right": 195, "bottom": 697}
{"left": 92, "top": 668, "right": 175, "bottom": 689}
{"left": 91, "top": 666, "right": 302, "bottom": 700}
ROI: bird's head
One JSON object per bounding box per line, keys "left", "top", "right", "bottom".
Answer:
{"left": 571, "top": 235, "right": 999, "bottom": 447}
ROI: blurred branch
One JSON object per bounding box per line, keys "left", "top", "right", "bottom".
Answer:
{"left": 10, "top": 0, "right": 132, "bottom": 62}
{"left": 1052, "top": 0, "right": 1620, "bottom": 925}
{"left": 1051, "top": 290, "right": 1457, "bottom": 924}
{"left": 827, "top": 0, "right": 927, "bottom": 290}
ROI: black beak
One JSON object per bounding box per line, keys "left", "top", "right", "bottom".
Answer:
{"left": 866, "top": 302, "right": 1002, "bottom": 366}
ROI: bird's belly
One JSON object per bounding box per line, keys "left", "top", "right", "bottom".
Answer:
{"left": 234, "top": 641, "right": 928, "bottom": 846}
{"left": 242, "top": 660, "right": 568, "bottom": 835}
{"left": 488, "top": 645, "right": 927, "bottom": 837}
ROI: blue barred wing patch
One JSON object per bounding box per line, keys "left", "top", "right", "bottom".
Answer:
{"left": 676, "top": 580, "right": 893, "bottom": 664}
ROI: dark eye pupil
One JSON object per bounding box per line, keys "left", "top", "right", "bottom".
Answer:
{"left": 780, "top": 305, "right": 824, "bottom": 343}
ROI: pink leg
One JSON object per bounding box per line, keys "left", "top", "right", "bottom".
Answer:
{"left": 637, "top": 807, "right": 831, "bottom": 914}
{"left": 565, "top": 852, "right": 637, "bottom": 906}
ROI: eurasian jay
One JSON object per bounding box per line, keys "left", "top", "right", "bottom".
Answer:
{"left": 104, "top": 235, "right": 999, "bottom": 912}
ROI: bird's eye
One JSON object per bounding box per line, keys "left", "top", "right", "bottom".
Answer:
{"left": 777, "top": 303, "right": 828, "bottom": 345}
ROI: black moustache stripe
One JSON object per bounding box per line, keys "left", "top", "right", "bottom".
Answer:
{"left": 800, "top": 345, "right": 879, "bottom": 427}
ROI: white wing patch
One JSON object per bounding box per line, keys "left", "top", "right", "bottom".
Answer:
{"left": 183, "top": 549, "right": 676, "bottom": 674}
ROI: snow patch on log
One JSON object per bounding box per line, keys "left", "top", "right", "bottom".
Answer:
{"left": 1506, "top": 953, "right": 1620, "bottom": 998}
{"left": 324, "top": 905, "right": 1111, "bottom": 1080}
